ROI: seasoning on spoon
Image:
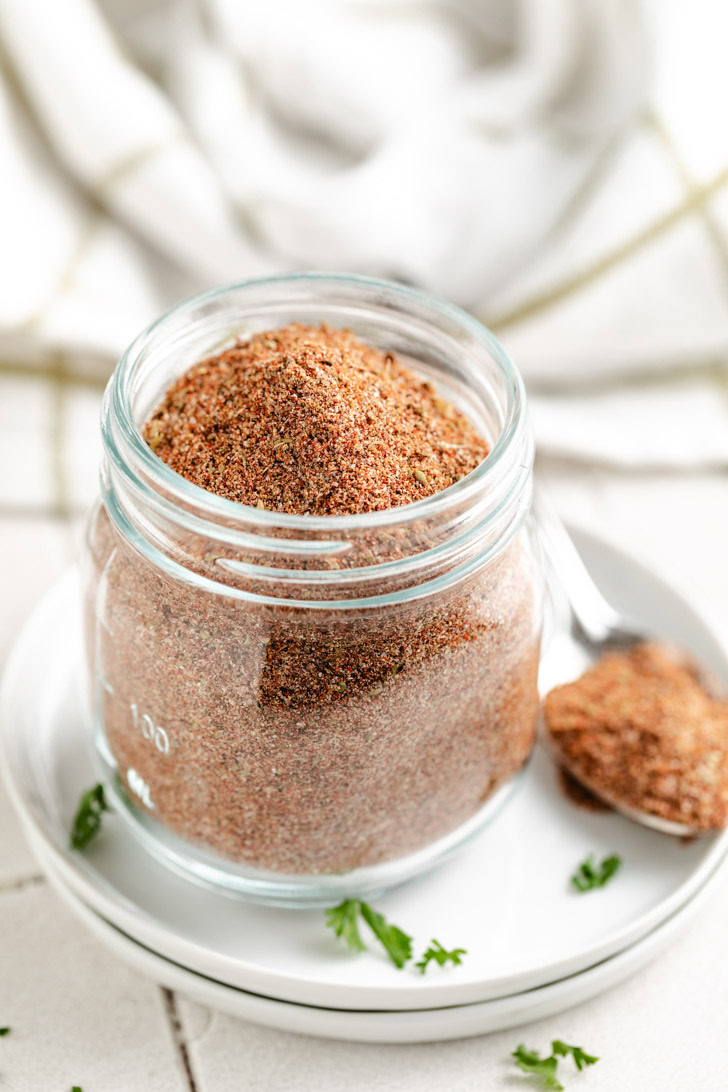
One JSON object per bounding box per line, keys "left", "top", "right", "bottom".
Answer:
{"left": 544, "top": 643, "right": 728, "bottom": 832}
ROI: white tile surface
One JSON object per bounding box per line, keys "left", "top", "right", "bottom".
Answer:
{"left": 0, "top": 884, "right": 185, "bottom": 1092}
{"left": 0, "top": 517, "right": 74, "bottom": 884}
{"left": 0, "top": 789, "right": 36, "bottom": 888}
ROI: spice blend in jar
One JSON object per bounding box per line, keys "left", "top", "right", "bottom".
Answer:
{"left": 85, "top": 278, "right": 541, "bottom": 896}
{"left": 545, "top": 643, "right": 728, "bottom": 831}
{"left": 143, "top": 323, "right": 489, "bottom": 515}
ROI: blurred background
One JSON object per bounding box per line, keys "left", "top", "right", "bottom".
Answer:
{"left": 1, "top": 0, "right": 727, "bottom": 652}
{"left": 2, "top": 3, "right": 728, "bottom": 1086}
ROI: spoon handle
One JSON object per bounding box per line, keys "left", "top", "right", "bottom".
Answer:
{"left": 534, "top": 493, "right": 632, "bottom": 648}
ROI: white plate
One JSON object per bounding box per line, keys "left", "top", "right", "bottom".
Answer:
{"left": 3, "top": 528, "right": 728, "bottom": 1013}
{"left": 38, "top": 835, "right": 728, "bottom": 1042}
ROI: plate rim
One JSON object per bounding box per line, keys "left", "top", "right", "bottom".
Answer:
{"left": 37, "top": 829, "right": 728, "bottom": 1042}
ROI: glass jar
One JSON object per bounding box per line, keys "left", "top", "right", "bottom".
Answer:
{"left": 83, "top": 273, "right": 543, "bottom": 905}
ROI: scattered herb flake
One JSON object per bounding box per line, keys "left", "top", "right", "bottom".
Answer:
{"left": 512, "top": 1039, "right": 599, "bottom": 1088}
{"left": 415, "top": 939, "right": 467, "bottom": 974}
{"left": 512, "top": 1045, "right": 563, "bottom": 1090}
{"left": 325, "top": 900, "right": 412, "bottom": 969}
{"left": 0, "top": 1027, "right": 10, "bottom": 1036}
{"left": 571, "top": 853, "right": 621, "bottom": 892}
{"left": 358, "top": 902, "right": 412, "bottom": 969}
{"left": 70, "top": 783, "right": 109, "bottom": 850}
{"left": 552, "top": 1040, "right": 599, "bottom": 1071}
{"left": 324, "top": 899, "right": 365, "bottom": 954}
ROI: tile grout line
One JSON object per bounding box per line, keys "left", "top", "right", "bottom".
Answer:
{"left": 0, "top": 873, "right": 46, "bottom": 895}
{"left": 0, "top": 359, "right": 106, "bottom": 389}
{"left": 0, "top": 503, "right": 85, "bottom": 521}
{"left": 161, "top": 988, "right": 200, "bottom": 1092}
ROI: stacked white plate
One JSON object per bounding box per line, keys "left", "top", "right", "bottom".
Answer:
{"left": 3, "top": 529, "right": 728, "bottom": 1043}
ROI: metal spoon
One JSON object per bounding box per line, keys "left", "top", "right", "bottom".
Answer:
{"left": 535, "top": 493, "right": 709, "bottom": 838}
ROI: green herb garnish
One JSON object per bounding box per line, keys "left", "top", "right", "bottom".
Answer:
{"left": 325, "top": 899, "right": 412, "bottom": 969}
{"left": 571, "top": 853, "right": 621, "bottom": 892}
{"left": 552, "top": 1040, "right": 599, "bottom": 1070}
{"left": 70, "top": 783, "right": 109, "bottom": 850}
{"left": 415, "top": 939, "right": 467, "bottom": 974}
{"left": 325, "top": 899, "right": 365, "bottom": 953}
{"left": 72, "top": 1086, "right": 83, "bottom": 1091}
{"left": 0, "top": 1027, "right": 10, "bottom": 1036}
{"left": 512, "top": 1045, "right": 563, "bottom": 1089}
{"left": 512, "top": 1040, "right": 598, "bottom": 1089}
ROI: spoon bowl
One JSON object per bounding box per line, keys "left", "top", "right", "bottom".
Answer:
{"left": 536, "top": 495, "right": 719, "bottom": 839}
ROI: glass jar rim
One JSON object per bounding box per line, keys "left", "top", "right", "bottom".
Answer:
{"left": 104, "top": 271, "right": 528, "bottom": 535}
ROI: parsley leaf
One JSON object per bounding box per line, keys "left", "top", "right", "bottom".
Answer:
{"left": 512, "top": 1045, "right": 563, "bottom": 1090}
{"left": 358, "top": 902, "right": 412, "bottom": 969}
{"left": 70, "top": 783, "right": 109, "bottom": 850}
{"left": 571, "top": 853, "right": 621, "bottom": 892}
{"left": 552, "top": 1040, "right": 599, "bottom": 1070}
{"left": 512, "top": 1039, "right": 599, "bottom": 1088}
{"left": 415, "top": 939, "right": 467, "bottom": 974}
{"left": 324, "top": 899, "right": 365, "bottom": 953}
{"left": 325, "top": 900, "right": 413, "bottom": 969}
{"left": 0, "top": 1027, "right": 10, "bottom": 1036}
{"left": 72, "top": 1086, "right": 83, "bottom": 1091}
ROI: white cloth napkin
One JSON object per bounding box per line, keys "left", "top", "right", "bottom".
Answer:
{"left": 0, "top": 0, "right": 727, "bottom": 509}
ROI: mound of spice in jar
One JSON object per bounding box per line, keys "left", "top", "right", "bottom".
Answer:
{"left": 86, "top": 322, "right": 541, "bottom": 875}
{"left": 143, "top": 323, "right": 489, "bottom": 513}
{"left": 544, "top": 643, "right": 728, "bottom": 831}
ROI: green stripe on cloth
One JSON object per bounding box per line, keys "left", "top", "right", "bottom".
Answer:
{"left": 483, "top": 162, "right": 728, "bottom": 332}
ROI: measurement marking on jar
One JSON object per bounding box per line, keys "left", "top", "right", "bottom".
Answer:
{"left": 127, "top": 768, "right": 155, "bottom": 809}
{"left": 130, "top": 703, "right": 170, "bottom": 754}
